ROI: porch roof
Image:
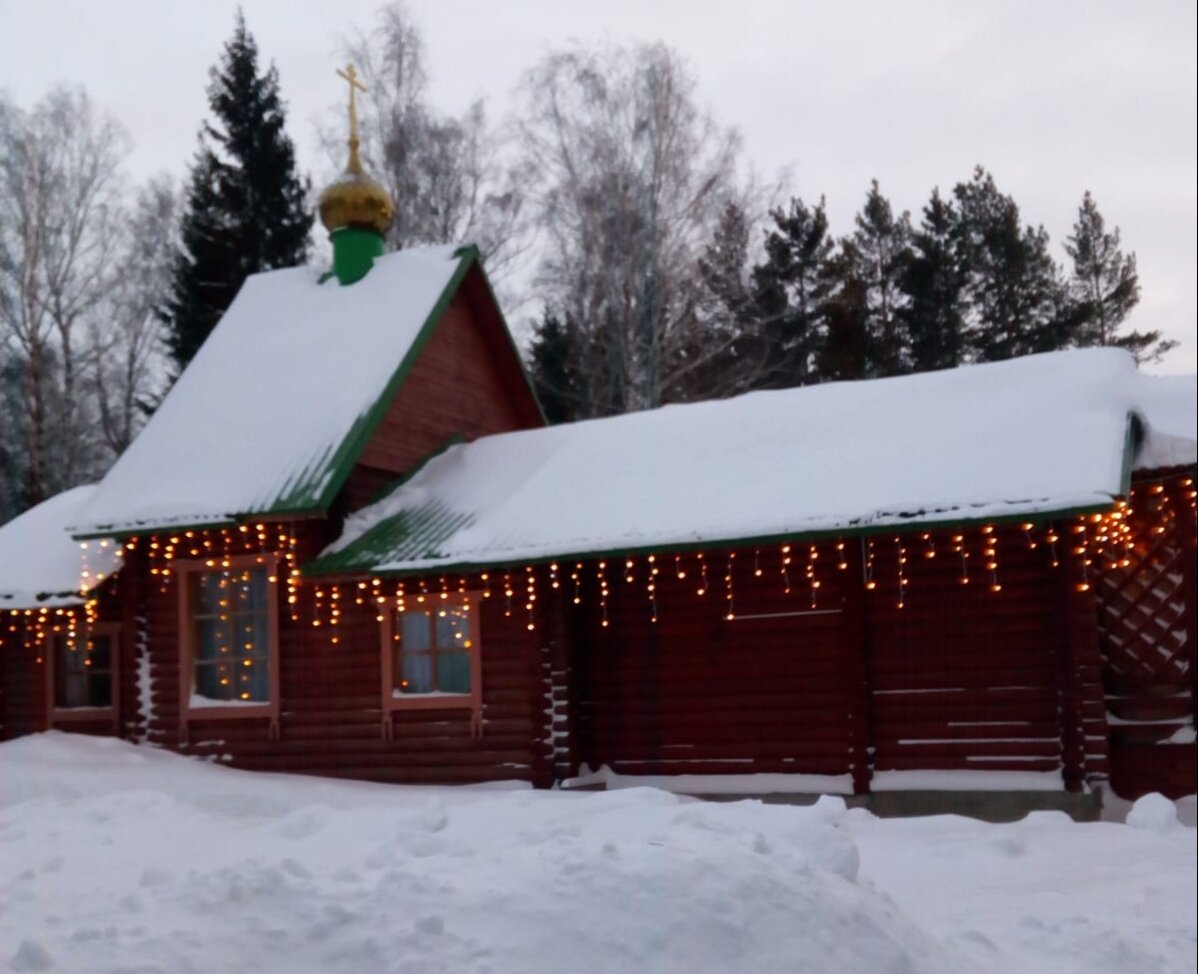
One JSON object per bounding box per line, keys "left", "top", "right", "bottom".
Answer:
{"left": 0, "top": 486, "right": 122, "bottom": 610}
{"left": 310, "top": 348, "right": 1196, "bottom": 576}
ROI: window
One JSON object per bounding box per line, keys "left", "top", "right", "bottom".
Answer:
{"left": 380, "top": 592, "right": 482, "bottom": 732}
{"left": 190, "top": 566, "right": 271, "bottom": 703}
{"left": 397, "top": 602, "right": 474, "bottom": 695}
{"left": 51, "top": 626, "right": 117, "bottom": 711}
{"left": 177, "top": 554, "right": 279, "bottom": 728}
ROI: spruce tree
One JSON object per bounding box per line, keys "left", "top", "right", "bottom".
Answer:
{"left": 851, "top": 180, "right": 912, "bottom": 376}
{"left": 526, "top": 310, "right": 583, "bottom": 424}
{"left": 1065, "top": 192, "right": 1174, "bottom": 362}
{"left": 689, "top": 201, "right": 758, "bottom": 398}
{"left": 749, "top": 196, "right": 834, "bottom": 388}
{"left": 816, "top": 240, "right": 870, "bottom": 382}
{"left": 953, "top": 168, "right": 1064, "bottom": 362}
{"left": 162, "top": 11, "right": 312, "bottom": 376}
{"left": 900, "top": 189, "right": 967, "bottom": 372}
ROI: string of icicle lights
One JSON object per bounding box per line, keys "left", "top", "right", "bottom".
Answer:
{"left": 3, "top": 479, "right": 1192, "bottom": 651}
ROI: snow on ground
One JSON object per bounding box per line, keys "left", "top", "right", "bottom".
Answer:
{"left": 1, "top": 735, "right": 1194, "bottom": 974}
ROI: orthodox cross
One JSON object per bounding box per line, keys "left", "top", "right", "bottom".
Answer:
{"left": 336, "top": 64, "right": 367, "bottom": 159}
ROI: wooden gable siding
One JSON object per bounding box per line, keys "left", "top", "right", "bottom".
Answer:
{"left": 341, "top": 267, "right": 543, "bottom": 512}
{"left": 568, "top": 523, "right": 1108, "bottom": 791}
{"left": 129, "top": 524, "right": 547, "bottom": 785}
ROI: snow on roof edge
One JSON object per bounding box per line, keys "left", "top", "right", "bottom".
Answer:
{"left": 0, "top": 486, "right": 123, "bottom": 610}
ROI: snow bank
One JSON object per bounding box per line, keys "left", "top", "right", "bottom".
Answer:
{"left": 0, "top": 735, "right": 959, "bottom": 974}
{"left": 325, "top": 348, "right": 1194, "bottom": 574}
{"left": 1125, "top": 792, "right": 1183, "bottom": 833}
{"left": 0, "top": 486, "right": 120, "bottom": 609}
{"left": 3, "top": 734, "right": 1195, "bottom": 974}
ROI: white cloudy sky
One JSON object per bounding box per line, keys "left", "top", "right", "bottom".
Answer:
{"left": 3, "top": 0, "right": 1195, "bottom": 372}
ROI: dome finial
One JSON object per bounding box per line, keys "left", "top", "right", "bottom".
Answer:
{"left": 319, "top": 63, "right": 394, "bottom": 283}
{"left": 335, "top": 63, "right": 367, "bottom": 176}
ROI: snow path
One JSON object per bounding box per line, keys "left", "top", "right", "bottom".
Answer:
{"left": 1, "top": 734, "right": 1194, "bottom": 974}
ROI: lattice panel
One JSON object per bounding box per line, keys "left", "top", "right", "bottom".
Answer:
{"left": 1096, "top": 480, "right": 1194, "bottom": 735}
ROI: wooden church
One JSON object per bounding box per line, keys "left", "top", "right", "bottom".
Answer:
{"left": 1, "top": 76, "right": 1195, "bottom": 811}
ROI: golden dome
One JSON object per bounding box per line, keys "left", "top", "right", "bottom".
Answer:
{"left": 319, "top": 64, "right": 394, "bottom": 236}
{"left": 318, "top": 153, "right": 394, "bottom": 236}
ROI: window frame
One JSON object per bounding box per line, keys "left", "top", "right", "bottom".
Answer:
{"left": 176, "top": 553, "right": 281, "bottom": 729}
{"left": 48, "top": 620, "right": 121, "bottom": 730}
{"left": 380, "top": 590, "right": 483, "bottom": 729}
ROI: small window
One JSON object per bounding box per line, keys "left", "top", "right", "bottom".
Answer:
{"left": 52, "top": 631, "right": 113, "bottom": 709}
{"left": 176, "top": 553, "right": 279, "bottom": 726}
{"left": 190, "top": 565, "right": 271, "bottom": 703}
{"left": 380, "top": 592, "right": 482, "bottom": 731}
{"left": 396, "top": 602, "right": 474, "bottom": 695}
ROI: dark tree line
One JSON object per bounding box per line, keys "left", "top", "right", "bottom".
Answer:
{"left": 529, "top": 167, "right": 1173, "bottom": 422}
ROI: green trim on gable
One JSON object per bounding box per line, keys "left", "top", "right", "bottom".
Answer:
{"left": 1119, "top": 411, "right": 1142, "bottom": 497}
{"left": 230, "top": 246, "right": 477, "bottom": 523}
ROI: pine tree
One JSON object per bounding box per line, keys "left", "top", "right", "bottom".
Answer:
{"left": 851, "top": 180, "right": 911, "bottom": 376}
{"left": 684, "top": 201, "right": 762, "bottom": 399}
{"left": 1065, "top": 192, "right": 1174, "bottom": 363}
{"left": 954, "top": 168, "right": 1065, "bottom": 362}
{"left": 526, "top": 310, "right": 583, "bottom": 424}
{"left": 816, "top": 240, "right": 870, "bottom": 382}
{"left": 900, "top": 188, "right": 967, "bottom": 372}
{"left": 162, "top": 11, "right": 312, "bottom": 376}
{"left": 749, "top": 196, "right": 834, "bottom": 388}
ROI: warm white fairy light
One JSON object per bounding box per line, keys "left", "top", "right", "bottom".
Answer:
{"left": 807, "top": 543, "right": 820, "bottom": 608}
{"left": 724, "top": 552, "right": 736, "bottom": 620}
{"left": 598, "top": 560, "right": 610, "bottom": 627}
{"left": 982, "top": 524, "right": 1001, "bottom": 593}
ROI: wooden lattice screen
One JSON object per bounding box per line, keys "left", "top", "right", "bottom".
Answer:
{"left": 1095, "top": 473, "right": 1197, "bottom": 798}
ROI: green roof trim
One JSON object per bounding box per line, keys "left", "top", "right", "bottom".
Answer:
{"left": 1120, "top": 411, "right": 1142, "bottom": 497}
{"left": 279, "top": 246, "right": 479, "bottom": 518}
{"left": 303, "top": 497, "right": 1120, "bottom": 581}
{"left": 305, "top": 501, "right": 476, "bottom": 576}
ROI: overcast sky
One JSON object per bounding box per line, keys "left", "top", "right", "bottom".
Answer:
{"left": 3, "top": 0, "right": 1195, "bottom": 373}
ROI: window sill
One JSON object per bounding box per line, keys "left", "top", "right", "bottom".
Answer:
{"left": 52, "top": 707, "right": 115, "bottom": 721}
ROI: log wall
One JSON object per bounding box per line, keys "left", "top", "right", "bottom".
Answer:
{"left": 574, "top": 522, "right": 1120, "bottom": 792}
{"left": 129, "top": 528, "right": 549, "bottom": 785}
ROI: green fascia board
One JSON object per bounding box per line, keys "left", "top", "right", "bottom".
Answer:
{"left": 1119, "top": 411, "right": 1142, "bottom": 497}
{"left": 303, "top": 435, "right": 472, "bottom": 575}
{"left": 76, "top": 249, "right": 552, "bottom": 542}
{"left": 304, "top": 497, "right": 1121, "bottom": 582}
{"left": 281, "top": 247, "right": 479, "bottom": 517}
{"left": 304, "top": 501, "right": 475, "bottom": 576}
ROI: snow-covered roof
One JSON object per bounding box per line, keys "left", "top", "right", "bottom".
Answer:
{"left": 313, "top": 349, "right": 1197, "bottom": 576}
{"left": 70, "top": 245, "right": 473, "bottom": 537}
{"left": 0, "top": 486, "right": 122, "bottom": 610}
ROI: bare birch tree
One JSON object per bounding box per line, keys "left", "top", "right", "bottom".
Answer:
{"left": 320, "top": 2, "right": 527, "bottom": 279}
{"left": 0, "top": 87, "right": 132, "bottom": 507}
{"left": 90, "top": 176, "right": 176, "bottom": 455}
{"left": 516, "top": 42, "right": 753, "bottom": 416}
